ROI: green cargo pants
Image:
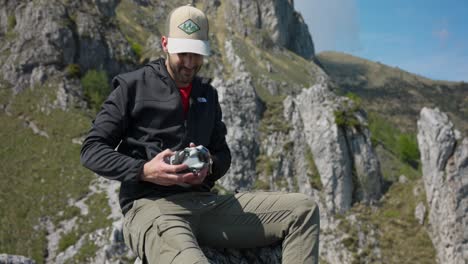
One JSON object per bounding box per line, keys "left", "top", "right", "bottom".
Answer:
{"left": 122, "top": 192, "right": 320, "bottom": 264}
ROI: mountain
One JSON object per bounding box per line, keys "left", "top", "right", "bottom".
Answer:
{"left": 316, "top": 51, "right": 468, "bottom": 136}
{"left": 1, "top": 0, "right": 466, "bottom": 263}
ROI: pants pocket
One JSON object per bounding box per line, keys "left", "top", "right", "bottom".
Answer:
{"left": 153, "top": 215, "right": 206, "bottom": 263}
{"left": 123, "top": 199, "right": 160, "bottom": 260}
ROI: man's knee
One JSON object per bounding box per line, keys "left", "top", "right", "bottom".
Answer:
{"left": 290, "top": 194, "right": 320, "bottom": 226}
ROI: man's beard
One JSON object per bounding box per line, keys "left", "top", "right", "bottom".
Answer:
{"left": 167, "top": 56, "right": 202, "bottom": 85}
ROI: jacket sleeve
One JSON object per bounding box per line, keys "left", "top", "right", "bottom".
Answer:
{"left": 80, "top": 84, "right": 146, "bottom": 182}
{"left": 206, "top": 88, "right": 231, "bottom": 182}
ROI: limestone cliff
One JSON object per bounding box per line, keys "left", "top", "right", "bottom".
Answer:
{"left": 1, "top": 0, "right": 135, "bottom": 92}
{"left": 417, "top": 107, "right": 468, "bottom": 264}
{"left": 224, "top": 0, "right": 315, "bottom": 59}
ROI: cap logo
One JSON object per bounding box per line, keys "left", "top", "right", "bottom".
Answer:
{"left": 178, "top": 19, "right": 200, "bottom": 35}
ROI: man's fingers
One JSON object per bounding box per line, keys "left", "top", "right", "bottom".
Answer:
{"left": 158, "top": 149, "right": 174, "bottom": 159}
{"left": 150, "top": 171, "right": 202, "bottom": 186}
{"left": 160, "top": 162, "right": 189, "bottom": 173}
{"left": 153, "top": 173, "right": 184, "bottom": 185}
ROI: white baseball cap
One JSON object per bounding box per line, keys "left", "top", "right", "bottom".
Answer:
{"left": 166, "top": 4, "right": 210, "bottom": 56}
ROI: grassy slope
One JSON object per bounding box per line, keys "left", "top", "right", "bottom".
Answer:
{"left": 0, "top": 81, "right": 104, "bottom": 263}
{"left": 316, "top": 51, "right": 468, "bottom": 135}
{"left": 340, "top": 179, "right": 436, "bottom": 264}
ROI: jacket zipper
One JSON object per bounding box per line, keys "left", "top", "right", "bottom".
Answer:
{"left": 184, "top": 97, "right": 194, "bottom": 146}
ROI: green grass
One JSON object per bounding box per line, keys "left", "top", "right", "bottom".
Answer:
{"left": 65, "top": 236, "right": 98, "bottom": 264}
{"left": 7, "top": 14, "right": 16, "bottom": 31}
{"left": 230, "top": 36, "right": 317, "bottom": 103}
{"left": 0, "top": 83, "right": 97, "bottom": 263}
{"left": 343, "top": 180, "right": 436, "bottom": 264}
{"left": 255, "top": 155, "right": 274, "bottom": 178}
{"left": 305, "top": 146, "right": 322, "bottom": 190}
{"left": 59, "top": 231, "right": 81, "bottom": 252}
{"left": 58, "top": 192, "right": 112, "bottom": 253}
{"left": 259, "top": 100, "right": 291, "bottom": 135}
{"left": 368, "top": 111, "right": 421, "bottom": 172}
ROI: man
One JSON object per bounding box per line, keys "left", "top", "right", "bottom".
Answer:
{"left": 81, "top": 4, "right": 319, "bottom": 264}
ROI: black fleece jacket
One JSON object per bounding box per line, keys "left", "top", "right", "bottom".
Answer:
{"left": 80, "top": 58, "right": 231, "bottom": 214}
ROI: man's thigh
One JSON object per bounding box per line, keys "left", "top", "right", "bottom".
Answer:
{"left": 123, "top": 195, "right": 212, "bottom": 263}
{"left": 197, "top": 192, "right": 312, "bottom": 248}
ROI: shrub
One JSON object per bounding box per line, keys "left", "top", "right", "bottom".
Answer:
{"left": 334, "top": 109, "right": 360, "bottom": 128}
{"left": 335, "top": 93, "right": 362, "bottom": 129}
{"left": 81, "top": 70, "right": 110, "bottom": 112}
{"left": 131, "top": 42, "right": 143, "bottom": 58}
{"left": 345, "top": 92, "right": 362, "bottom": 107}
{"left": 66, "top": 64, "right": 81, "bottom": 78}
{"left": 396, "top": 133, "right": 420, "bottom": 168}
{"left": 127, "top": 38, "right": 143, "bottom": 59}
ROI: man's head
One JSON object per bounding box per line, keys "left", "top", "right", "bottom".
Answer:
{"left": 161, "top": 4, "right": 210, "bottom": 86}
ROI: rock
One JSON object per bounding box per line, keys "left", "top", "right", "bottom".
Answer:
{"left": 399, "top": 175, "right": 408, "bottom": 184}
{"left": 288, "top": 80, "right": 382, "bottom": 214}
{"left": 223, "top": 0, "right": 314, "bottom": 59}
{"left": 53, "top": 77, "right": 87, "bottom": 111}
{"left": 414, "top": 202, "right": 426, "bottom": 225}
{"left": 1, "top": 1, "right": 75, "bottom": 93}
{"left": 0, "top": 0, "right": 135, "bottom": 93}
{"left": 0, "top": 254, "right": 36, "bottom": 264}
{"left": 223, "top": 40, "right": 246, "bottom": 73}
{"left": 417, "top": 107, "right": 468, "bottom": 264}
{"left": 94, "top": 0, "right": 119, "bottom": 17}
{"left": 134, "top": 245, "right": 282, "bottom": 264}
{"left": 214, "top": 72, "right": 260, "bottom": 190}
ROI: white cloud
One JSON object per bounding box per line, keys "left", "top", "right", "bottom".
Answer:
{"left": 295, "top": 0, "right": 361, "bottom": 53}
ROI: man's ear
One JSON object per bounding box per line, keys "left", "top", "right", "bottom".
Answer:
{"left": 161, "top": 36, "right": 169, "bottom": 52}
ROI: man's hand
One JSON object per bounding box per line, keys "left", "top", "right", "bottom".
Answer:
{"left": 141, "top": 149, "right": 200, "bottom": 186}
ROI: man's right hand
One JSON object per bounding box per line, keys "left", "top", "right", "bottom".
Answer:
{"left": 141, "top": 149, "right": 198, "bottom": 186}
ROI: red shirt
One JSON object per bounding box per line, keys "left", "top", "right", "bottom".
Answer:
{"left": 178, "top": 83, "right": 192, "bottom": 118}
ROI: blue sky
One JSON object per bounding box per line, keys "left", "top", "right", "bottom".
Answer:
{"left": 295, "top": 0, "right": 468, "bottom": 82}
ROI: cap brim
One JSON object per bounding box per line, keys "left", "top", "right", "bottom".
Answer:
{"left": 167, "top": 37, "right": 210, "bottom": 56}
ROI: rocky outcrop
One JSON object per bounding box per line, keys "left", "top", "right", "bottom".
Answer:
{"left": 224, "top": 0, "right": 315, "bottom": 59}
{"left": 213, "top": 40, "right": 261, "bottom": 190}
{"left": 277, "top": 79, "right": 382, "bottom": 214}
{"left": 417, "top": 107, "right": 468, "bottom": 264}
{"left": 0, "top": 254, "right": 36, "bottom": 264}
{"left": 0, "top": 0, "right": 135, "bottom": 94}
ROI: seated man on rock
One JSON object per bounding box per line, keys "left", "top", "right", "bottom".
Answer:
{"left": 81, "top": 4, "right": 320, "bottom": 264}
